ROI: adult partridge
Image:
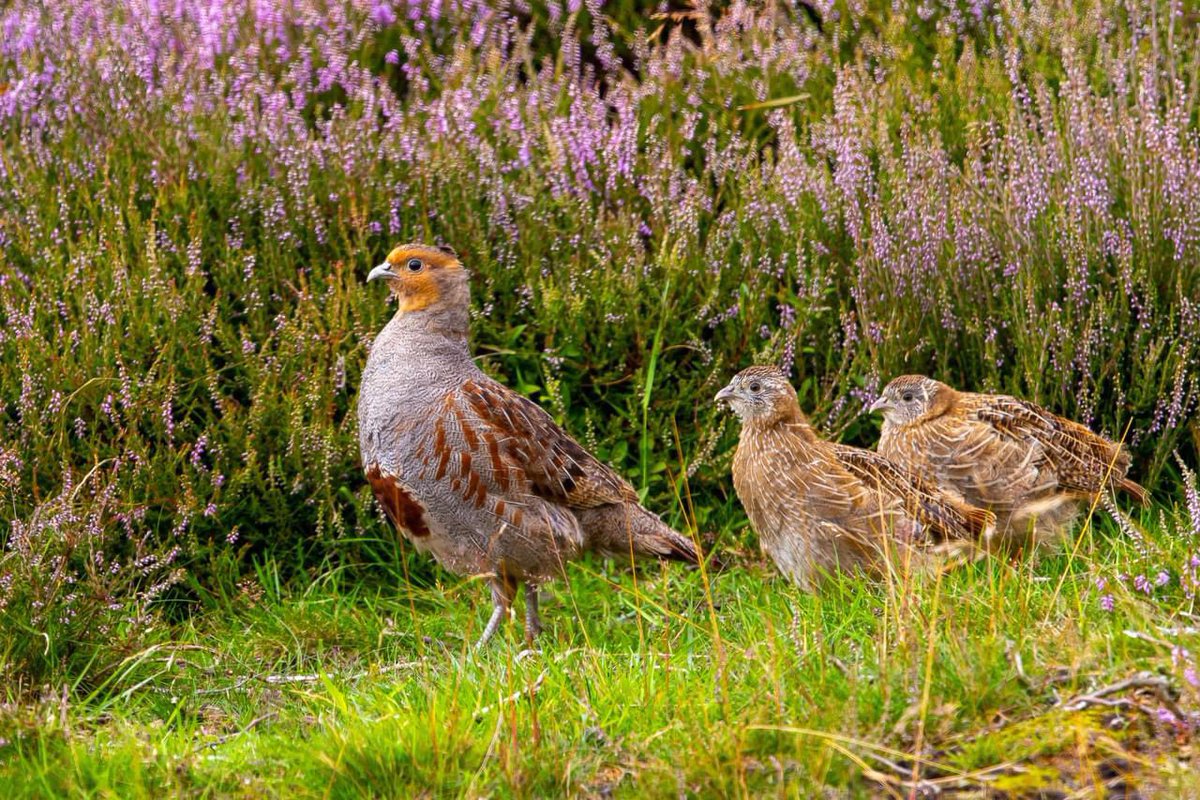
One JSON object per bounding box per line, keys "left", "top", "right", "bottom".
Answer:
{"left": 717, "top": 366, "right": 994, "bottom": 589}
{"left": 871, "top": 375, "right": 1148, "bottom": 549}
{"left": 358, "top": 244, "right": 698, "bottom": 648}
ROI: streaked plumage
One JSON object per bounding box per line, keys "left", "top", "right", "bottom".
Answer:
{"left": 872, "top": 375, "right": 1148, "bottom": 549}
{"left": 717, "top": 367, "right": 994, "bottom": 588}
{"left": 358, "top": 244, "right": 697, "bottom": 648}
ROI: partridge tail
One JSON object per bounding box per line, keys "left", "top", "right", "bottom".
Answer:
{"left": 1116, "top": 477, "right": 1150, "bottom": 507}
{"left": 959, "top": 505, "right": 997, "bottom": 539}
{"left": 577, "top": 503, "right": 699, "bottom": 565}
{"left": 644, "top": 520, "right": 701, "bottom": 565}
{"left": 916, "top": 495, "right": 996, "bottom": 542}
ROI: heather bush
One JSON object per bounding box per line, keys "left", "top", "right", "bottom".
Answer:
{"left": 0, "top": 461, "right": 183, "bottom": 689}
{"left": 1, "top": 0, "right": 1198, "bottom": 689}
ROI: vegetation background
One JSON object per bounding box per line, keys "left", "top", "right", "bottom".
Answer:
{"left": 1, "top": 0, "right": 1198, "bottom": 796}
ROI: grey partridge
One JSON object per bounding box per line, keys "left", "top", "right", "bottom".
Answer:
{"left": 717, "top": 366, "right": 995, "bottom": 589}
{"left": 871, "top": 375, "right": 1149, "bottom": 549}
{"left": 357, "top": 244, "right": 698, "bottom": 648}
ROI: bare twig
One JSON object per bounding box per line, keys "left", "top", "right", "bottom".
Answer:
{"left": 1155, "top": 625, "right": 1200, "bottom": 637}
{"left": 1060, "top": 671, "right": 1179, "bottom": 717}
{"left": 183, "top": 660, "right": 422, "bottom": 696}
{"left": 1123, "top": 629, "right": 1175, "bottom": 649}
{"left": 1005, "top": 638, "right": 1031, "bottom": 688}
{"left": 199, "top": 712, "right": 278, "bottom": 751}
{"left": 859, "top": 749, "right": 1021, "bottom": 795}
{"left": 192, "top": 675, "right": 255, "bottom": 695}
{"left": 262, "top": 673, "right": 322, "bottom": 685}
{"left": 861, "top": 747, "right": 1023, "bottom": 785}
{"left": 1063, "top": 695, "right": 1152, "bottom": 714}
{"left": 473, "top": 670, "right": 547, "bottom": 721}
{"left": 858, "top": 749, "right": 920, "bottom": 778}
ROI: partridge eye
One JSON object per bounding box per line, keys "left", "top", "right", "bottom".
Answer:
{"left": 406, "top": 258, "right": 424, "bottom": 272}
{"left": 902, "top": 392, "right": 914, "bottom": 403}
{"left": 749, "top": 382, "right": 761, "bottom": 393}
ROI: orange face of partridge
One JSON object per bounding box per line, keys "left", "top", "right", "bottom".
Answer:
{"left": 367, "top": 244, "right": 463, "bottom": 313}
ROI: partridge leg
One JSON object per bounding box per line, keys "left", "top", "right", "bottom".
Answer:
{"left": 476, "top": 605, "right": 506, "bottom": 651}
{"left": 524, "top": 583, "right": 543, "bottom": 645}
{"left": 475, "top": 578, "right": 516, "bottom": 651}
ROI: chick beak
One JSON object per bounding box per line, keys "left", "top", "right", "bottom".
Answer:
{"left": 367, "top": 262, "right": 395, "bottom": 282}
{"left": 715, "top": 385, "right": 737, "bottom": 405}
{"left": 869, "top": 396, "right": 891, "bottom": 413}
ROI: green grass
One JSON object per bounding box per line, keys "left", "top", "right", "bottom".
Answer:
{"left": 2, "top": 506, "right": 1196, "bottom": 798}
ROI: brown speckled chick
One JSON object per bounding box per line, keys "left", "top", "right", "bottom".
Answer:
{"left": 357, "top": 244, "right": 698, "bottom": 648}
{"left": 872, "top": 375, "right": 1149, "bottom": 549}
{"left": 718, "top": 366, "right": 994, "bottom": 589}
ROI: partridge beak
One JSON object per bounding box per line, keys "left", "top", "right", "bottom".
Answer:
{"left": 715, "top": 385, "right": 736, "bottom": 404}
{"left": 367, "top": 262, "right": 394, "bottom": 282}
{"left": 869, "top": 396, "right": 891, "bottom": 413}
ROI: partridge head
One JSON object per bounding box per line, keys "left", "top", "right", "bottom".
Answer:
{"left": 869, "top": 374, "right": 953, "bottom": 426}
{"left": 368, "top": 244, "right": 469, "bottom": 324}
{"left": 715, "top": 366, "right": 804, "bottom": 426}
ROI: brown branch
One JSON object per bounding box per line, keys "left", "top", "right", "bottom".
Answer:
{"left": 199, "top": 712, "right": 278, "bottom": 751}
{"left": 1060, "top": 671, "right": 1179, "bottom": 717}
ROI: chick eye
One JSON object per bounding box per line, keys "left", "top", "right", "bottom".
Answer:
{"left": 749, "top": 382, "right": 761, "bottom": 393}
{"left": 901, "top": 392, "right": 914, "bottom": 403}
{"left": 406, "top": 258, "right": 424, "bottom": 272}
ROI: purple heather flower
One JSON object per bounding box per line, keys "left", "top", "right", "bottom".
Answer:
{"left": 190, "top": 436, "right": 208, "bottom": 469}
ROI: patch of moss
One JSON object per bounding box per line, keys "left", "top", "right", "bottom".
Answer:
{"left": 948, "top": 707, "right": 1143, "bottom": 791}
{"left": 988, "top": 763, "right": 1063, "bottom": 793}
